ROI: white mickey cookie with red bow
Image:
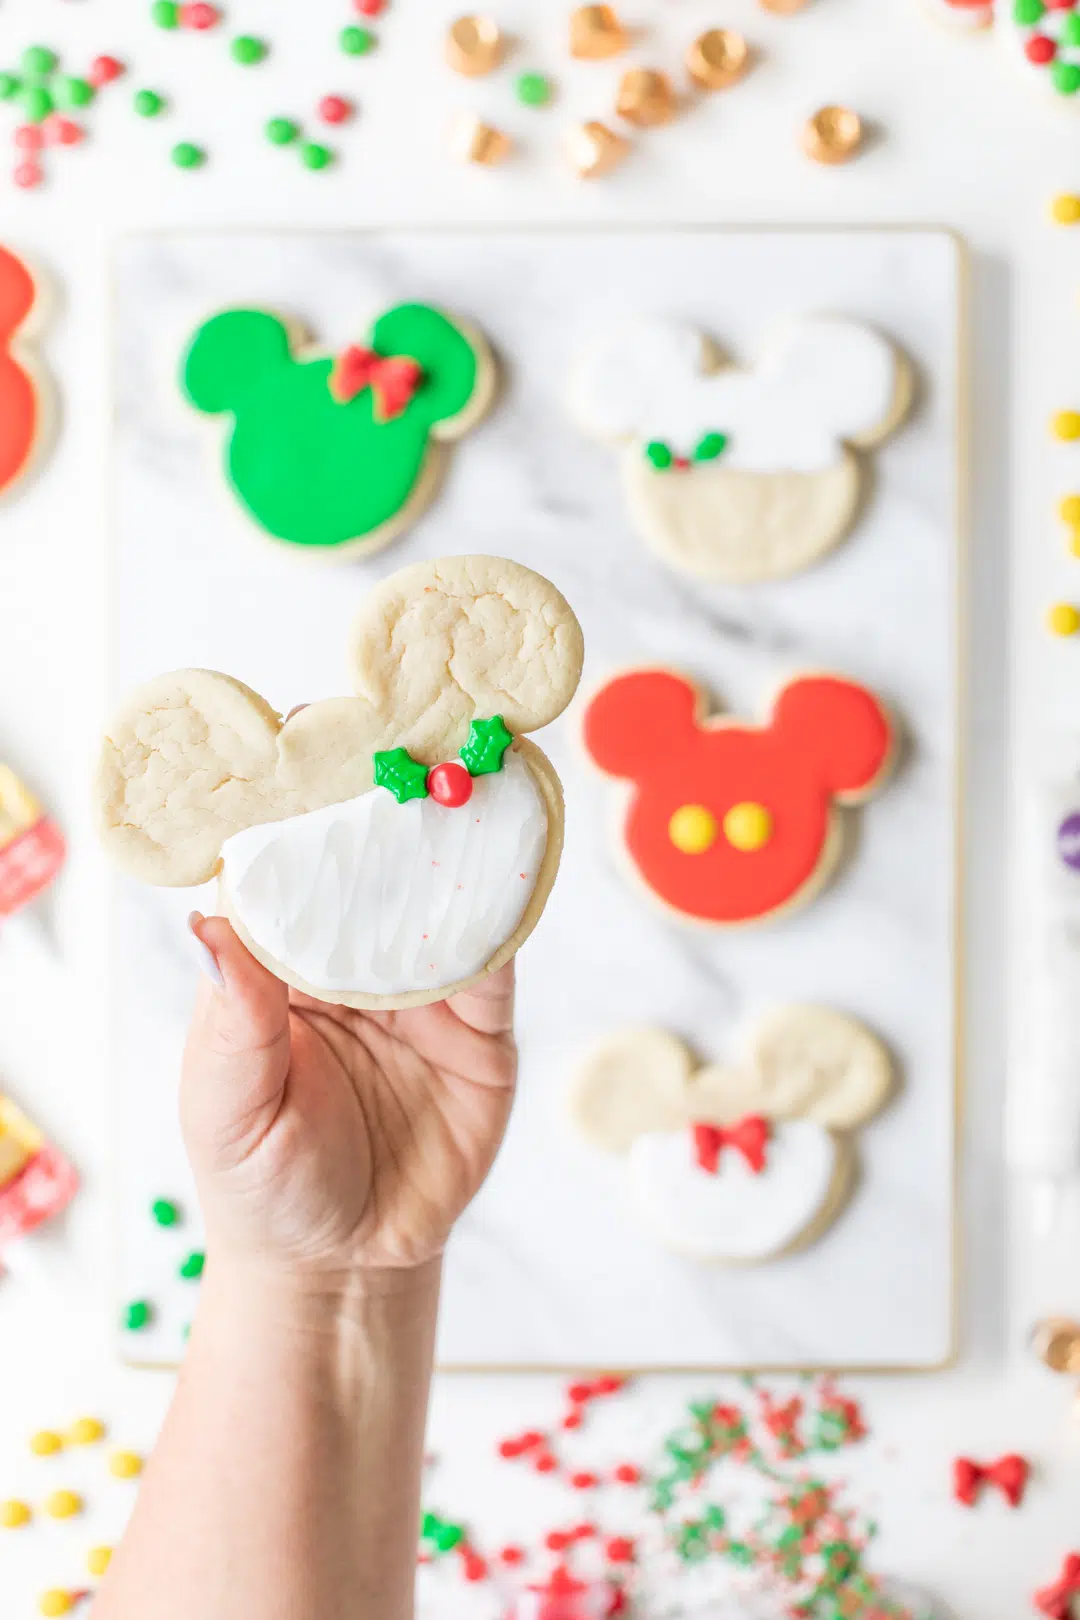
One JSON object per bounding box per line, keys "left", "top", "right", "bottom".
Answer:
{"left": 96, "top": 556, "right": 584, "bottom": 1010}
{"left": 568, "top": 315, "right": 913, "bottom": 584}
{"left": 569, "top": 1007, "right": 892, "bottom": 1263}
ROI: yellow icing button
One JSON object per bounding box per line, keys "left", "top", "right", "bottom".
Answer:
{"left": 1053, "top": 193, "right": 1080, "bottom": 225}
{"left": 87, "top": 1545, "right": 113, "bottom": 1577}
{"left": 39, "top": 1592, "right": 74, "bottom": 1618}
{"left": 669, "top": 804, "right": 718, "bottom": 854}
{"left": 1, "top": 1498, "right": 31, "bottom": 1528}
{"left": 723, "top": 800, "right": 773, "bottom": 851}
{"left": 109, "top": 1448, "right": 143, "bottom": 1480}
{"left": 1052, "top": 410, "right": 1080, "bottom": 442}
{"left": 44, "top": 1489, "right": 82, "bottom": 1520}
{"left": 1048, "top": 602, "right": 1080, "bottom": 637}
{"left": 68, "top": 1416, "right": 106, "bottom": 1447}
{"left": 30, "top": 1430, "right": 64, "bottom": 1457}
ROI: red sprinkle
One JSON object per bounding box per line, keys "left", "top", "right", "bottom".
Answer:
{"left": 572, "top": 1522, "right": 598, "bottom": 1541}
{"left": 181, "top": 1, "right": 221, "bottom": 26}
{"left": 613, "top": 1463, "right": 641, "bottom": 1485}
{"left": 534, "top": 1453, "right": 558, "bottom": 1474}
{"left": 355, "top": 0, "right": 386, "bottom": 11}
{"left": 521, "top": 1431, "right": 545, "bottom": 1450}
{"left": 1026, "top": 33, "right": 1057, "bottom": 62}
{"left": 13, "top": 160, "right": 43, "bottom": 189}
{"left": 498, "top": 1438, "right": 525, "bottom": 1459}
{"left": 594, "top": 1375, "right": 626, "bottom": 1396}
{"left": 545, "top": 1530, "right": 571, "bottom": 1552}
{"left": 606, "top": 1536, "right": 636, "bottom": 1565}
{"left": 561, "top": 1412, "right": 583, "bottom": 1432}
{"left": 567, "top": 1382, "right": 594, "bottom": 1405}
{"left": 499, "top": 1545, "right": 525, "bottom": 1566}
{"left": 570, "top": 1471, "right": 599, "bottom": 1491}
{"left": 14, "top": 125, "right": 44, "bottom": 152}
{"left": 460, "top": 1549, "right": 488, "bottom": 1583}
{"left": 89, "top": 55, "right": 125, "bottom": 88}
{"left": 44, "top": 116, "right": 84, "bottom": 147}
{"left": 318, "top": 94, "right": 354, "bottom": 125}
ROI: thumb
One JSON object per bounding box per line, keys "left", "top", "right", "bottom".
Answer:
{"left": 182, "top": 912, "right": 292, "bottom": 1167}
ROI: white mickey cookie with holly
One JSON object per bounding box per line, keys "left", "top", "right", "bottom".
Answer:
{"left": 569, "top": 1007, "right": 892, "bottom": 1263}
{"left": 96, "top": 556, "right": 584, "bottom": 1010}
{"left": 568, "top": 315, "right": 913, "bottom": 584}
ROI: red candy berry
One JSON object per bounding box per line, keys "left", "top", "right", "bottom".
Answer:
{"left": 1027, "top": 33, "right": 1057, "bottom": 62}
{"left": 427, "top": 761, "right": 473, "bottom": 808}
{"left": 89, "top": 55, "right": 125, "bottom": 88}
{"left": 318, "top": 95, "right": 354, "bottom": 125}
{"left": 13, "top": 160, "right": 43, "bottom": 189}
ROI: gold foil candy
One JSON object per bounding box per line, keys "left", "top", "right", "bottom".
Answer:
{"left": 615, "top": 67, "right": 676, "bottom": 126}
{"left": 686, "top": 29, "right": 750, "bottom": 91}
{"left": 565, "top": 119, "right": 629, "bottom": 178}
{"left": 449, "top": 112, "right": 512, "bottom": 164}
{"left": 445, "top": 15, "right": 504, "bottom": 76}
{"left": 801, "top": 104, "right": 863, "bottom": 164}
{"left": 1032, "top": 1317, "right": 1080, "bottom": 1376}
{"left": 569, "top": 5, "right": 628, "bottom": 60}
{"left": 759, "top": 0, "right": 809, "bottom": 12}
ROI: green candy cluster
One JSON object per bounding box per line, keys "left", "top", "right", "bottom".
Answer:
{"left": 0, "top": 44, "right": 96, "bottom": 125}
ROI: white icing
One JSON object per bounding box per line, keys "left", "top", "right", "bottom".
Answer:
{"left": 571, "top": 315, "right": 899, "bottom": 474}
{"left": 1006, "top": 6, "right": 1080, "bottom": 90}
{"left": 221, "top": 750, "right": 548, "bottom": 997}
{"left": 628, "top": 1121, "right": 838, "bottom": 1261}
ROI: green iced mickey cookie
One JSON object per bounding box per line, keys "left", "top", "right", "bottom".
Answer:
{"left": 181, "top": 303, "right": 494, "bottom": 555}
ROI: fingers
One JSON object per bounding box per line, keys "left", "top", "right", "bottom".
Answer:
{"left": 446, "top": 962, "right": 516, "bottom": 1037}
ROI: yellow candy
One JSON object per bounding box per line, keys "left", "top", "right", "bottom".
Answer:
{"left": 30, "top": 1430, "right": 64, "bottom": 1457}
{"left": 1070, "top": 527, "right": 1080, "bottom": 560}
{"left": 39, "top": 1593, "right": 74, "bottom": 1618}
{"left": 1061, "top": 495, "right": 1080, "bottom": 525}
{"left": 668, "top": 804, "right": 718, "bottom": 854}
{"left": 1052, "top": 410, "right": 1080, "bottom": 442}
{"left": 1049, "top": 602, "right": 1080, "bottom": 637}
{"left": 109, "top": 1448, "right": 143, "bottom": 1480}
{"left": 1053, "top": 193, "right": 1080, "bottom": 225}
{"left": 722, "top": 801, "right": 773, "bottom": 852}
{"left": 68, "top": 1416, "right": 106, "bottom": 1446}
{"left": 0, "top": 1498, "right": 31, "bottom": 1528}
{"left": 87, "top": 1545, "right": 113, "bottom": 1577}
{"left": 44, "top": 1489, "right": 82, "bottom": 1520}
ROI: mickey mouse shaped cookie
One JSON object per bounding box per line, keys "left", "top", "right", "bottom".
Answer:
{"left": 182, "top": 302, "right": 495, "bottom": 557}
{"left": 570, "top": 1007, "right": 893, "bottom": 1263}
{"left": 583, "top": 668, "right": 894, "bottom": 926}
{"left": 96, "top": 557, "right": 584, "bottom": 1009}
{"left": 0, "top": 243, "right": 50, "bottom": 501}
{"left": 569, "top": 315, "right": 913, "bottom": 582}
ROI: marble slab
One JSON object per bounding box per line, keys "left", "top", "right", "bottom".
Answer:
{"left": 110, "top": 229, "right": 960, "bottom": 1369}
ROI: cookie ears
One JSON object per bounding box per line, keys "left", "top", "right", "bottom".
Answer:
{"left": 570, "top": 318, "right": 713, "bottom": 441}
{"left": 182, "top": 302, "right": 491, "bottom": 432}
{"left": 758, "top": 316, "right": 910, "bottom": 449}
{"left": 569, "top": 1007, "right": 893, "bottom": 1154}
{"left": 0, "top": 247, "right": 37, "bottom": 342}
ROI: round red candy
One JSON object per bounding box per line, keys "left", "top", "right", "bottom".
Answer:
{"left": 181, "top": 2, "right": 219, "bottom": 27}
{"left": 427, "top": 762, "right": 473, "bottom": 807}
{"left": 13, "top": 160, "right": 43, "bottom": 189}
{"left": 44, "top": 116, "right": 83, "bottom": 147}
{"left": 1047, "top": 0, "right": 1077, "bottom": 9}
{"left": 1026, "top": 33, "right": 1057, "bottom": 62}
{"left": 14, "top": 125, "right": 44, "bottom": 151}
{"left": 89, "top": 55, "right": 125, "bottom": 88}
{"left": 318, "top": 95, "right": 354, "bottom": 125}
{"left": 355, "top": 0, "right": 386, "bottom": 12}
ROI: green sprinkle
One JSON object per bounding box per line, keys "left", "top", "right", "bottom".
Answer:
{"left": 1064, "top": 13, "right": 1080, "bottom": 43}
{"left": 57, "top": 75, "right": 95, "bottom": 109}
{"left": 1054, "top": 61, "right": 1080, "bottom": 95}
{"left": 179, "top": 1250, "right": 205, "bottom": 1281}
{"left": 134, "top": 88, "right": 166, "bottom": 117}
{"left": 171, "top": 140, "right": 207, "bottom": 169}
{"left": 124, "top": 1300, "right": 153, "bottom": 1332}
{"left": 460, "top": 716, "right": 513, "bottom": 777}
{"left": 340, "top": 24, "right": 375, "bottom": 55}
{"left": 515, "top": 71, "right": 553, "bottom": 108}
{"left": 1013, "top": 0, "right": 1045, "bottom": 20}
{"left": 151, "top": 0, "right": 181, "bottom": 26}
{"left": 694, "top": 431, "right": 729, "bottom": 462}
{"left": 300, "top": 141, "right": 334, "bottom": 170}
{"left": 0, "top": 73, "right": 21, "bottom": 101}
{"left": 266, "top": 116, "right": 300, "bottom": 145}
{"left": 151, "top": 1198, "right": 180, "bottom": 1227}
{"left": 22, "top": 86, "right": 54, "bottom": 123}
{"left": 22, "top": 45, "right": 58, "bottom": 77}
{"left": 231, "top": 35, "right": 268, "bottom": 65}
{"left": 646, "top": 440, "right": 673, "bottom": 470}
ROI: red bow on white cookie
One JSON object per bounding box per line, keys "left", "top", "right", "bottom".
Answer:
{"left": 952, "top": 1453, "right": 1029, "bottom": 1509}
{"left": 329, "top": 345, "right": 424, "bottom": 419}
{"left": 692, "top": 1116, "right": 770, "bottom": 1176}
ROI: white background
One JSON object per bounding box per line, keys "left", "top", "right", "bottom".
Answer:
{"left": 0, "top": 0, "right": 1078, "bottom": 1616}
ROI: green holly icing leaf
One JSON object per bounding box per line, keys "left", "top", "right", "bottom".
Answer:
{"left": 460, "top": 716, "right": 512, "bottom": 777}
{"left": 645, "top": 440, "right": 673, "bottom": 470}
{"left": 374, "top": 747, "right": 430, "bottom": 803}
{"left": 181, "top": 303, "right": 485, "bottom": 550}
{"left": 694, "top": 431, "right": 729, "bottom": 462}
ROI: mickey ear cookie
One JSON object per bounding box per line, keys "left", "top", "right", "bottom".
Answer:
{"left": 181, "top": 300, "right": 496, "bottom": 559}
{"left": 568, "top": 312, "right": 912, "bottom": 583}
{"left": 96, "top": 555, "right": 584, "bottom": 1011}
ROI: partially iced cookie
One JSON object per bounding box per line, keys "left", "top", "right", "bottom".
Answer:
{"left": 96, "top": 556, "right": 584, "bottom": 1009}
{"left": 569, "top": 314, "right": 913, "bottom": 583}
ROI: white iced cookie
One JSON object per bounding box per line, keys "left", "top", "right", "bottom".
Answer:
{"left": 568, "top": 1007, "right": 892, "bottom": 1264}
{"left": 96, "top": 555, "right": 584, "bottom": 1010}
{"left": 568, "top": 315, "right": 913, "bottom": 583}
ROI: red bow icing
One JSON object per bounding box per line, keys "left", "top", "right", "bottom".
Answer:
{"left": 329, "top": 345, "right": 424, "bottom": 419}
{"left": 952, "top": 1452, "right": 1029, "bottom": 1509}
{"left": 692, "top": 1116, "right": 770, "bottom": 1176}
{"left": 1035, "top": 1554, "right": 1080, "bottom": 1620}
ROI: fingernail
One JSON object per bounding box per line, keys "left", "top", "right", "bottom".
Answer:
{"left": 187, "top": 911, "right": 225, "bottom": 989}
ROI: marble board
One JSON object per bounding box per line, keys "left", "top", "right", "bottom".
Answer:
{"left": 110, "top": 229, "right": 961, "bottom": 1370}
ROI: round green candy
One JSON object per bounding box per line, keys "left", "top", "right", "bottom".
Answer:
{"left": 171, "top": 140, "right": 207, "bottom": 168}
{"left": 300, "top": 141, "right": 333, "bottom": 170}
{"left": 57, "top": 76, "right": 95, "bottom": 109}
{"left": 22, "top": 45, "right": 57, "bottom": 77}
{"left": 22, "top": 85, "right": 54, "bottom": 123}
{"left": 179, "top": 1250, "right": 205, "bottom": 1281}
{"left": 134, "top": 88, "right": 166, "bottom": 117}
{"left": 266, "top": 116, "right": 300, "bottom": 145}
{"left": 152, "top": 0, "right": 181, "bottom": 26}
{"left": 231, "top": 35, "right": 267, "bottom": 65}
{"left": 515, "top": 71, "right": 552, "bottom": 108}
{"left": 1053, "top": 60, "right": 1080, "bottom": 95}
{"left": 1013, "top": 0, "right": 1045, "bottom": 21}
{"left": 151, "top": 1197, "right": 180, "bottom": 1227}
{"left": 1063, "top": 13, "right": 1080, "bottom": 44}
{"left": 340, "top": 24, "right": 374, "bottom": 55}
{"left": 124, "top": 1300, "right": 153, "bottom": 1332}
{"left": 0, "top": 73, "right": 21, "bottom": 101}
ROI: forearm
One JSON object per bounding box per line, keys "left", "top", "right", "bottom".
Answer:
{"left": 96, "top": 1258, "right": 441, "bottom": 1620}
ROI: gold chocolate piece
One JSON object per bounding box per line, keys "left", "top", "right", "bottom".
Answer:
{"left": 615, "top": 67, "right": 676, "bottom": 126}
{"left": 569, "top": 5, "right": 628, "bottom": 60}
{"left": 565, "top": 119, "right": 630, "bottom": 178}
{"left": 449, "top": 112, "right": 512, "bottom": 164}
{"left": 759, "top": 0, "right": 809, "bottom": 12}
{"left": 1032, "top": 1317, "right": 1080, "bottom": 1376}
{"left": 445, "top": 15, "right": 504, "bottom": 76}
{"left": 801, "top": 104, "right": 863, "bottom": 164}
{"left": 686, "top": 29, "right": 750, "bottom": 91}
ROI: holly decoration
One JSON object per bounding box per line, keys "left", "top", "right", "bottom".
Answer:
{"left": 460, "top": 715, "right": 513, "bottom": 776}
{"left": 374, "top": 717, "right": 514, "bottom": 805}
{"left": 644, "top": 431, "right": 730, "bottom": 471}
{"left": 420, "top": 1510, "right": 467, "bottom": 1555}
{"left": 373, "top": 747, "right": 430, "bottom": 804}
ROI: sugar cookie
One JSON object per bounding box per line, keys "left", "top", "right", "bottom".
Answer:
{"left": 96, "top": 557, "right": 584, "bottom": 1009}
{"left": 0, "top": 244, "right": 50, "bottom": 500}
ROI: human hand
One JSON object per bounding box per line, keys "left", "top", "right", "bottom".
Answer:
{"left": 182, "top": 913, "right": 517, "bottom": 1278}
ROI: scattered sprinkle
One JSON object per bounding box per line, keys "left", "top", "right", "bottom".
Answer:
{"left": 134, "top": 89, "right": 166, "bottom": 118}
{"left": 300, "top": 141, "right": 334, "bottom": 170}
{"left": 266, "top": 116, "right": 300, "bottom": 145}
{"left": 340, "top": 25, "right": 376, "bottom": 55}
{"left": 109, "top": 1449, "right": 143, "bottom": 1480}
{"left": 231, "top": 36, "right": 268, "bottom": 66}
{"left": 170, "top": 140, "right": 206, "bottom": 169}
{"left": 516, "top": 71, "right": 553, "bottom": 107}
{"left": 123, "top": 1299, "right": 153, "bottom": 1330}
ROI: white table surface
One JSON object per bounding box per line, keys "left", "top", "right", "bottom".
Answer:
{"left": 0, "top": 0, "right": 1078, "bottom": 1615}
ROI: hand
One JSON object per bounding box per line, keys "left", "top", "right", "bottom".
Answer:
{"left": 182, "top": 913, "right": 517, "bottom": 1276}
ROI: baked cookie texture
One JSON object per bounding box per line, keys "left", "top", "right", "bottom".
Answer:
{"left": 569, "top": 314, "right": 913, "bottom": 582}
{"left": 97, "top": 555, "right": 584, "bottom": 1009}
{"left": 569, "top": 1006, "right": 893, "bottom": 1263}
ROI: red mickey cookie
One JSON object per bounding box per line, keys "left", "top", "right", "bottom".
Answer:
{"left": 583, "top": 668, "right": 894, "bottom": 925}
{"left": 0, "top": 244, "right": 46, "bottom": 499}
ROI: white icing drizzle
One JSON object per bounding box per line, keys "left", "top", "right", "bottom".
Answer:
{"left": 221, "top": 750, "right": 548, "bottom": 997}
{"left": 628, "top": 1121, "right": 838, "bottom": 1262}
{"left": 572, "top": 315, "right": 899, "bottom": 474}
